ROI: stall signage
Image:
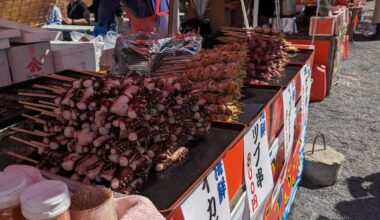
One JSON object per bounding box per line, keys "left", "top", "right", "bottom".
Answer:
{"left": 300, "top": 62, "right": 312, "bottom": 128}
{"left": 181, "top": 160, "right": 231, "bottom": 220}
{"left": 243, "top": 112, "right": 274, "bottom": 218}
{"left": 282, "top": 80, "right": 296, "bottom": 162}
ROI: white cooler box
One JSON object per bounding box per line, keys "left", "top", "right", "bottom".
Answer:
{"left": 51, "top": 42, "right": 96, "bottom": 72}
{"left": 6, "top": 42, "right": 55, "bottom": 83}
{"left": 0, "top": 50, "right": 12, "bottom": 87}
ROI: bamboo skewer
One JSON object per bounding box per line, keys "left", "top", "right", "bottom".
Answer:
{"left": 36, "top": 73, "right": 76, "bottom": 82}
{"left": 11, "top": 127, "right": 48, "bottom": 137}
{"left": 38, "top": 100, "right": 60, "bottom": 107}
{"left": 34, "top": 130, "right": 49, "bottom": 136}
{"left": 33, "top": 85, "right": 66, "bottom": 94}
{"left": 5, "top": 152, "right": 39, "bottom": 164}
{"left": 24, "top": 106, "right": 56, "bottom": 118}
{"left": 79, "top": 71, "right": 105, "bottom": 78}
{"left": 21, "top": 114, "right": 46, "bottom": 125}
{"left": 10, "top": 136, "right": 42, "bottom": 149}
{"left": 30, "top": 141, "right": 49, "bottom": 148}
{"left": 19, "top": 101, "right": 57, "bottom": 110}
{"left": 18, "top": 93, "right": 56, "bottom": 99}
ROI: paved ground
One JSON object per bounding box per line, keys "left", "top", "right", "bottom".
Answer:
{"left": 289, "top": 2, "right": 380, "bottom": 220}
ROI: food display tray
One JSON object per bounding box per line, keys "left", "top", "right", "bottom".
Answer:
{"left": 0, "top": 70, "right": 95, "bottom": 129}
{"left": 288, "top": 49, "right": 314, "bottom": 64}
{"left": 237, "top": 86, "right": 282, "bottom": 125}
{"left": 141, "top": 122, "right": 245, "bottom": 213}
{"left": 0, "top": 119, "right": 246, "bottom": 215}
{"left": 266, "top": 64, "right": 301, "bottom": 88}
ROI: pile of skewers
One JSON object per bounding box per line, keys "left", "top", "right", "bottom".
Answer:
{"left": 153, "top": 43, "right": 247, "bottom": 121}
{"left": 219, "top": 26, "right": 291, "bottom": 85}
{"left": 9, "top": 71, "right": 211, "bottom": 194}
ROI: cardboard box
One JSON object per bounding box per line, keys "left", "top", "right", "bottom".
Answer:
{"left": 100, "top": 48, "right": 114, "bottom": 67}
{"left": 51, "top": 42, "right": 96, "bottom": 72}
{"left": 0, "top": 49, "right": 12, "bottom": 87}
{"left": 7, "top": 42, "right": 55, "bottom": 83}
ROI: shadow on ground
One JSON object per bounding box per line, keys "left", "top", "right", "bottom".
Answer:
{"left": 335, "top": 172, "right": 380, "bottom": 220}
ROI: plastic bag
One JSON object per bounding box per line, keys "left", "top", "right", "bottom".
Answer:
{"left": 192, "top": 0, "right": 210, "bottom": 18}
{"left": 70, "top": 31, "right": 105, "bottom": 71}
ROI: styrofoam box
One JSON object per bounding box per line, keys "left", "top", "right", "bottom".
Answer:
{"left": 100, "top": 48, "right": 114, "bottom": 67}
{"left": 51, "top": 42, "right": 96, "bottom": 72}
{"left": 7, "top": 42, "right": 55, "bottom": 83}
{"left": 0, "top": 49, "right": 12, "bottom": 87}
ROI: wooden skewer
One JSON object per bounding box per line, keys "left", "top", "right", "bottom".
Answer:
{"left": 30, "top": 141, "right": 49, "bottom": 148}
{"left": 10, "top": 136, "right": 42, "bottom": 149}
{"left": 18, "top": 93, "right": 56, "bottom": 99}
{"left": 24, "top": 105, "right": 56, "bottom": 118}
{"left": 21, "top": 114, "right": 46, "bottom": 125}
{"left": 33, "top": 85, "right": 66, "bottom": 94}
{"left": 38, "top": 100, "right": 60, "bottom": 107}
{"left": 19, "top": 101, "right": 57, "bottom": 110}
{"left": 11, "top": 127, "right": 48, "bottom": 137}
{"left": 80, "top": 71, "right": 105, "bottom": 78}
{"left": 5, "top": 152, "right": 39, "bottom": 164}
{"left": 34, "top": 130, "right": 49, "bottom": 136}
{"left": 36, "top": 73, "right": 76, "bottom": 82}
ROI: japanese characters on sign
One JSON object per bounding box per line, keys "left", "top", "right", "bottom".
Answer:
{"left": 244, "top": 112, "right": 274, "bottom": 218}
{"left": 282, "top": 80, "right": 297, "bottom": 162}
{"left": 181, "top": 160, "right": 231, "bottom": 220}
{"left": 300, "top": 62, "right": 312, "bottom": 129}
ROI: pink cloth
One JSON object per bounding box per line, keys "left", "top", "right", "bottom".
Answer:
{"left": 114, "top": 195, "right": 165, "bottom": 220}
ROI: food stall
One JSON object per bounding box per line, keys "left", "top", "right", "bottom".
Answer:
{"left": 0, "top": 1, "right": 315, "bottom": 220}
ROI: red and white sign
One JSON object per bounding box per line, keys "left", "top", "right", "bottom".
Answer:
{"left": 6, "top": 42, "right": 55, "bottom": 83}
{"left": 181, "top": 160, "right": 231, "bottom": 220}
{"left": 244, "top": 112, "right": 274, "bottom": 218}
{"left": 282, "top": 80, "right": 297, "bottom": 162}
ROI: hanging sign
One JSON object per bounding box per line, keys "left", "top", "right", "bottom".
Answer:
{"left": 181, "top": 160, "right": 231, "bottom": 220}
{"left": 244, "top": 112, "right": 274, "bottom": 218}
{"left": 282, "top": 80, "right": 297, "bottom": 162}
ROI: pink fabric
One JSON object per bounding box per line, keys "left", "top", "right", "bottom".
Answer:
{"left": 114, "top": 195, "right": 165, "bottom": 220}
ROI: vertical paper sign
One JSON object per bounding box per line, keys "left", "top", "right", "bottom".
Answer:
{"left": 282, "top": 80, "right": 297, "bottom": 162}
{"left": 244, "top": 112, "right": 274, "bottom": 218}
{"left": 182, "top": 160, "right": 231, "bottom": 220}
{"left": 300, "top": 62, "right": 312, "bottom": 127}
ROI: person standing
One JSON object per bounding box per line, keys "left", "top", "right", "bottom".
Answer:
{"left": 373, "top": 0, "right": 380, "bottom": 39}
{"left": 63, "top": 0, "right": 90, "bottom": 25}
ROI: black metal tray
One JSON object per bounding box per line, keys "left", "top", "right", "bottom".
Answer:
{"left": 237, "top": 86, "right": 282, "bottom": 125}
{"left": 266, "top": 64, "right": 301, "bottom": 87}
{"left": 288, "top": 49, "right": 313, "bottom": 64}
{"left": 0, "top": 120, "right": 246, "bottom": 215}
{"left": 141, "top": 122, "right": 245, "bottom": 214}
{"left": 0, "top": 70, "right": 94, "bottom": 129}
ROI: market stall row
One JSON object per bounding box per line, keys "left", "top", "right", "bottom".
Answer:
{"left": 0, "top": 35, "right": 313, "bottom": 219}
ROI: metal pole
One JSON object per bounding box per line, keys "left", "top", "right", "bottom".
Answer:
{"left": 253, "top": 0, "right": 259, "bottom": 27}
{"left": 168, "top": 0, "right": 179, "bottom": 36}
{"left": 240, "top": 0, "right": 250, "bottom": 29}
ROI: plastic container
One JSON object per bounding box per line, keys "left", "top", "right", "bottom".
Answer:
{"left": 310, "top": 65, "right": 327, "bottom": 102}
{"left": 0, "top": 173, "right": 28, "bottom": 220}
{"left": 4, "top": 165, "right": 44, "bottom": 185}
{"left": 20, "top": 180, "right": 71, "bottom": 220}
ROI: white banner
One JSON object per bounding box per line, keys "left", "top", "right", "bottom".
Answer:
{"left": 282, "top": 80, "right": 297, "bottom": 162}
{"left": 181, "top": 160, "right": 231, "bottom": 220}
{"left": 300, "top": 62, "right": 312, "bottom": 126}
{"left": 243, "top": 112, "right": 274, "bottom": 218}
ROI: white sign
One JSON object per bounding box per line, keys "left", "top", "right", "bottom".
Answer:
{"left": 282, "top": 80, "right": 297, "bottom": 162}
{"left": 300, "top": 62, "right": 312, "bottom": 126}
{"left": 244, "top": 112, "right": 274, "bottom": 218}
{"left": 181, "top": 160, "right": 231, "bottom": 220}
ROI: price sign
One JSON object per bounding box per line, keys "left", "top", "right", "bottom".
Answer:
{"left": 282, "top": 80, "right": 297, "bottom": 162}
{"left": 181, "top": 160, "right": 231, "bottom": 220}
{"left": 300, "top": 62, "right": 312, "bottom": 125}
{"left": 244, "top": 112, "right": 274, "bottom": 218}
